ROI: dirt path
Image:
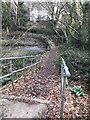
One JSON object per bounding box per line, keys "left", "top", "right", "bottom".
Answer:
{"left": 40, "top": 47, "right": 58, "bottom": 78}
{"left": 1, "top": 47, "right": 61, "bottom": 118}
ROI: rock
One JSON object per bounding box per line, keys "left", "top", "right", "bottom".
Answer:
{"left": 0, "top": 98, "right": 49, "bottom": 118}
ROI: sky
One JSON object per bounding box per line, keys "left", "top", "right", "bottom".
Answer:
{"left": 2, "top": 0, "right": 90, "bottom": 2}
{"left": 1, "top": 0, "right": 90, "bottom": 4}
{"left": 21, "top": 0, "right": 90, "bottom": 1}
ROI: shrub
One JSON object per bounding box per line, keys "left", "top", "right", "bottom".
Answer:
{"left": 55, "top": 45, "right": 89, "bottom": 82}
{"left": 69, "top": 85, "right": 87, "bottom": 96}
{"left": 2, "top": 77, "right": 11, "bottom": 85}
{"left": 30, "top": 27, "right": 54, "bottom": 35}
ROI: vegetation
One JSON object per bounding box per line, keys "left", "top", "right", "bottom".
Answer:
{"left": 1, "top": 77, "right": 11, "bottom": 85}
{"left": 55, "top": 45, "right": 89, "bottom": 82}
{"left": 0, "top": 56, "right": 36, "bottom": 85}
{"left": 1, "top": 1, "right": 90, "bottom": 83}
{"left": 69, "top": 85, "right": 86, "bottom": 96}
{"left": 1, "top": 1, "right": 90, "bottom": 118}
{"left": 54, "top": 2, "right": 90, "bottom": 90}
{"left": 2, "top": 2, "right": 17, "bottom": 32}
{"left": 29, "top": 20, "right": 54, "bottom": 36}
{"left": 2, "top": 1, "right": 29, "bottom": 32}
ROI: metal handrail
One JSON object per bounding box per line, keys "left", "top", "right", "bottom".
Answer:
{"left": 61, "top": 57, "right": 71, "bottom": 77}
{"left": 0, "top": 56, "right": 34, "bottom": 61}
{"left": 60, "top": 57, "right": 71, "bottom": 119}
{"left": 0, "top": 61, "right": 41, "bottom": 80}
{"left": 0, "top": 55, "right": 41, "bottom": 89}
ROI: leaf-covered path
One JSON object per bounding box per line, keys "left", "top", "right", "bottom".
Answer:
{"left": 1, "top": 47, "right": 61, "bottom": 118}
{"left": 1, "top": 47, "right": 89, "bottom": 118}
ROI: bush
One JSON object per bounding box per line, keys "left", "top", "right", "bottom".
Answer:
{"left": 30, "top": 27, "right": 54, "bottom": 35}
{"left": 55, "top": 45, "right": 89, "bottom": 82}
{"left": 69, "top": 85, "right": 87, "bottom": 96}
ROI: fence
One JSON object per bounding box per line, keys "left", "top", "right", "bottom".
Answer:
{"left": 0, "top": 55, "right": 42, "bottom": 90}
{"left": 60, "top": 57, "right": 71, "bottom": 119}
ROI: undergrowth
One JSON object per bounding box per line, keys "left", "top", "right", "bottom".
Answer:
{"left": 55, "top": 44, "right": 89, "bottom": 84}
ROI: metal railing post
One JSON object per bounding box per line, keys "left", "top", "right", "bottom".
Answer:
{"left": 10, "top": 60, "right": 14, "bottom": 90}
{"left": 60, "top": 57, "right": 71, "bottom": 119}
{"left": 0, "top": 61, "right": 2, "bottom": 77}
{"left": 35, "top": 56, "right": 39, "bottom": 73}
{"left": 23, "top": 58, "right": 25, "bottom": 68}
{"left": 23, "top": 58, "right": 26, "bottom": 81}
{"left": 0, "top": 61, "right": 2, "bottom": 86}
{"left": 60, "top": 62, "right": 66, "bottom": 119}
